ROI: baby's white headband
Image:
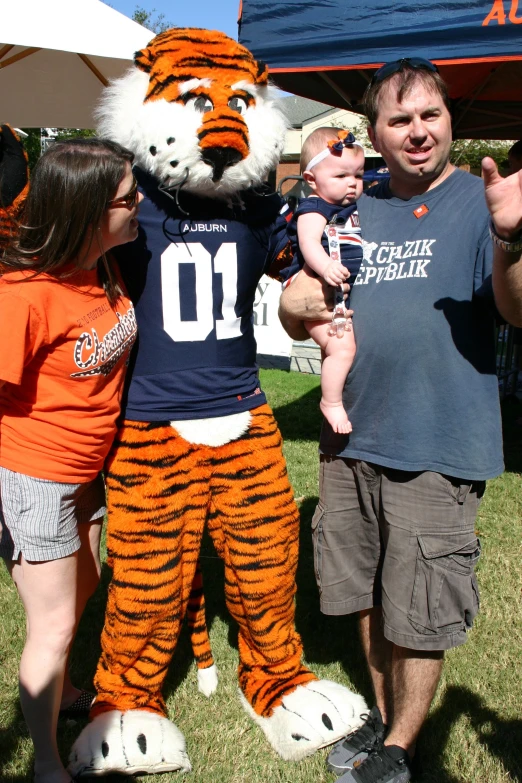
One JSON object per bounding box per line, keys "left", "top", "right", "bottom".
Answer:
{"left": 306, "top": 130, "right": 364, "bottom": 171}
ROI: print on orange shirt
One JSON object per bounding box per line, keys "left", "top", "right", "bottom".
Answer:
{"left": 72, "top": 306, "right": 137, "bottom": 378}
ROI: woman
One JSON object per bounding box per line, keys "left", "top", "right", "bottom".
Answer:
{"left": 0, "top": 138, "right": 141, "bottom": 783}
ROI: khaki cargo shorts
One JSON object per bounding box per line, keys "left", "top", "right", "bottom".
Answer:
{"left": 312, "top": 457, "right": 484, "bottom": 651}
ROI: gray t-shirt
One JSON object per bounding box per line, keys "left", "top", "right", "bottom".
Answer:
{"left": 320, "top": 168, "right": 504, "bottom": 480}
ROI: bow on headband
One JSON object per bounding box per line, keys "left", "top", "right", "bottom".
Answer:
{"left": 327, "top": 130, "right": 356, "bottom": 154}
{"left": 306, "top": 130, "right": 364, "bottom": 171}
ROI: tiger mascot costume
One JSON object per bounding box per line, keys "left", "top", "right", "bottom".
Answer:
{"left": 69, "top": 28, "right": 366, "bottom": 777}
{"left": 0, "top": 124, "right": 29, "bottom": 248}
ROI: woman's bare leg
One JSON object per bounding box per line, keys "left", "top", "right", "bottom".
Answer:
{"left": 7, "top": 519, "right": 102, "bottom": 781}
{"left": 11, "top": 553, "right": 78, "bottom": 782}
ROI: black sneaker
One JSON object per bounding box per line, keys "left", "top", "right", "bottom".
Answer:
{"left": 327, "top": 706, "right": 387, "bottom": 775}
{"left": 337, "top": 744, "right": 412, "bottom": 783}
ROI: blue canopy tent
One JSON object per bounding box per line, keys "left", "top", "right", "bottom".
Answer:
{"left": 238, "top": 0, "right": 522, "bottom": 139}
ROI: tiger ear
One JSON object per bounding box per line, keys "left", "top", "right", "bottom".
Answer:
{"left": 254, "top": 59, "right": 269, "bottom": 85}
{"left": 134, "top": 46, "right": 155, "bottom": 74}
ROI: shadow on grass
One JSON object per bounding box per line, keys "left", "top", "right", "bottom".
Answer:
{"left": 0, "top": 701, "right": 32, "bottom": 782}
{"left": 271, "top": 384, "right": 323, "bottom": 443}
{"left": 417, "top": 684, "right": 522, "bottom": 782}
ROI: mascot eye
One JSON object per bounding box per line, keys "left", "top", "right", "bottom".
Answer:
{"left": 186, "top": 95, "right": 214, "bottom": 113}
{"left": 228, "top": 96, "right": 250, "bottom": 115}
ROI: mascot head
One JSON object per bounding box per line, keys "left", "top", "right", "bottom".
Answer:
{"left": 96, "top": 28, "right": 287, "bottom": 197}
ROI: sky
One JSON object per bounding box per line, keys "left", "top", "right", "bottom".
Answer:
{"left": 107, "top": 0, "right": 240, "bottom": 40}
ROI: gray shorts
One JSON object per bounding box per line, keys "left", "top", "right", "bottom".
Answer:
{"left": 312, "top": 457, "right": 484, "bottom": 651}
{"left": 0, "top": 467, "right": 106, "bottom": 562}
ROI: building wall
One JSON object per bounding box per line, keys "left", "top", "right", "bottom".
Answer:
{"left": 276, "top": 161, "right": 301, "bottom": 196}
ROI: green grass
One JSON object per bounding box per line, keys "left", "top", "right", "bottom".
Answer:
{"left": 1, "top": 369, "right": 521, "bottom": 782}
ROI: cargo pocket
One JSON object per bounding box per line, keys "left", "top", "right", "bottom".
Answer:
{"left": 408, "top": 530, "right": 481, "bottom": 636}
{"left": 311, "top": 501, "right": 326, "bottom": 592}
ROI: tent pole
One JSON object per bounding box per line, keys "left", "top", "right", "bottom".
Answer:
{"left": 0, "top": 45, "right": 14, "bottom": 61}
{"left": 452, "top": 65, "right": 501, "bottom": 133}
{"left": 319, "top": 72, "right": 354, "bottom": 109}
{"left": 356, "top": 69, "right": 372, "bottom": 84}
{"left": 0, "top": 47, "right": 41, "bottom": 70}
{"left": 78, "top": 54, "right": 109, "bottom": 87}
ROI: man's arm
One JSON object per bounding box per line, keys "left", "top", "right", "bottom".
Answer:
{"left": 278, "top": 265, "right": 351, "bottom": 340}
{"left": 482, "top": 157, "right": 522, "bottom": 326}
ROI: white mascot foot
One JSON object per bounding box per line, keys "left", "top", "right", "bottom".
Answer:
{"left": 197, "top": 663, "right": 219, "bottom": 697}
{"left": 240, "top": 680, "right": 367, "bottom": 761}
{"left": 68, "top": 710, "right": 191, "bottom": 777}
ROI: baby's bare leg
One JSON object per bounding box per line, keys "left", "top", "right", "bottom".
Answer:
{"left": 306, "top": 320, "right": 356, "bottom": 434}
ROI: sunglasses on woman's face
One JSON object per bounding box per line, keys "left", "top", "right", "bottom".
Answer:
{"left": 107, "top": 178, "right": 139, "bottom": 209}
{"left": 370, "top": 58, "right": 438, "bottom": 87}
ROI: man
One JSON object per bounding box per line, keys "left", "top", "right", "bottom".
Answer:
{"left": 279, "top": 59, "right": 522, "bottom": 783}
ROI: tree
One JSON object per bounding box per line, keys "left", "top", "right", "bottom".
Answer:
{"left": 449, "top": 138, "right": 512, "bottom": 170}
{"left": 133, "top": 5, "right": 173, "bottom": 34}
{"left": 19, "top": 129, "right": 44, "bottom": 170}
{"left": 53, "top": 128, "right": 96, "bottom": 142}
{"left": 20, "top": 128, "right": 96, "bottom": 169}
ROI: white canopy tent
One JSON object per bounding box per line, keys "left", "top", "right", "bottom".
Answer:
{"left": 0, "top": 0, "right": 153, "bottom": 128}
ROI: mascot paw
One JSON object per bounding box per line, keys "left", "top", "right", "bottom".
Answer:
{"left": 197, "top": 663, "right": 219, "bottom": 697}
{"left": 68, "top": 710, "right": 191, "bottom": 777}
{"left": 240, "top": 680, "right": 367, "bottom": 761}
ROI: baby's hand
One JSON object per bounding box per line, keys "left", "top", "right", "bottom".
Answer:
{"left": 323, "top": 262, "right": 349, "bottom": 287}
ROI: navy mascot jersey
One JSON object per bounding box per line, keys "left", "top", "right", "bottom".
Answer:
{"left": 114, "top": 168, "right": 285, "bottom": 421}
{"left": 282, "top": 197, "right": 363, "bottom": 301}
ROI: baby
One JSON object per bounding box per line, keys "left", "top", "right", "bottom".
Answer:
{"left": 284, "top": 127, "right": 364, "bottom": 433}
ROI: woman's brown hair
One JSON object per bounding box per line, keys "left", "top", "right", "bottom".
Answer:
{"left": 2, "top": 137, "right": 134, "bottom": 303}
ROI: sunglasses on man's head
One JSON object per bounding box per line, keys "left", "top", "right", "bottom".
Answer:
{"left": 108, "top": 178, "right": 139, "bottom": 209}
{"left": 370, "top": 58, "right": 439, "bottom": 87}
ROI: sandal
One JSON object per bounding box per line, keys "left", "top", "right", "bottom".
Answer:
{"left": 59, "top": 690, "right": 95, "bottom": 718}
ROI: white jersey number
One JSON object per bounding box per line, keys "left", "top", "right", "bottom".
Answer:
{"left": 161, "top": 242, "right": 242, "bottom": 342}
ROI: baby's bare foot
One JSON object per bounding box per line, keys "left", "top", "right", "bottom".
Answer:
{"left": 320, "top": 400, "right": 352, "bottom": 434}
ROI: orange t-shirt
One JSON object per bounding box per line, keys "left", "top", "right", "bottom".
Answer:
{"left": 0, "top": 267, "right": 137, "bottom": 482}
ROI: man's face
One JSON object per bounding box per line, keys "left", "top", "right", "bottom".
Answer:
{"left": 368, "top": 76, "right": 453, "bottom": 197}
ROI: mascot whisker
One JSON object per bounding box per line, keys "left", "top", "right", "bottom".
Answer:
{"left": 66, "top": 27, "right": 366, "bottom": 778}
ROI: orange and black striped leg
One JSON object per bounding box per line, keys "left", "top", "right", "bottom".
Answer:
{"left": 207, "top": 405, "right": 317, "bottom": 719}
{"left": 92, "top": 421, "right": 211, "bottom": 717}
{"left": 188, "top": 560, "right": 218, "bottom": 696}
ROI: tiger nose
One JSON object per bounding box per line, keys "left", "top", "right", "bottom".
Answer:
{"left": 201, "top": 147, "right": 243, "bottom": 182}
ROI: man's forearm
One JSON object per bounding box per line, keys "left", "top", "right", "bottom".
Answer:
{"left": 278, "top": 267, "right": 341, "bottom": 341}
{"left": 278, "top": 288, "right": 310, "bottom": 341}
